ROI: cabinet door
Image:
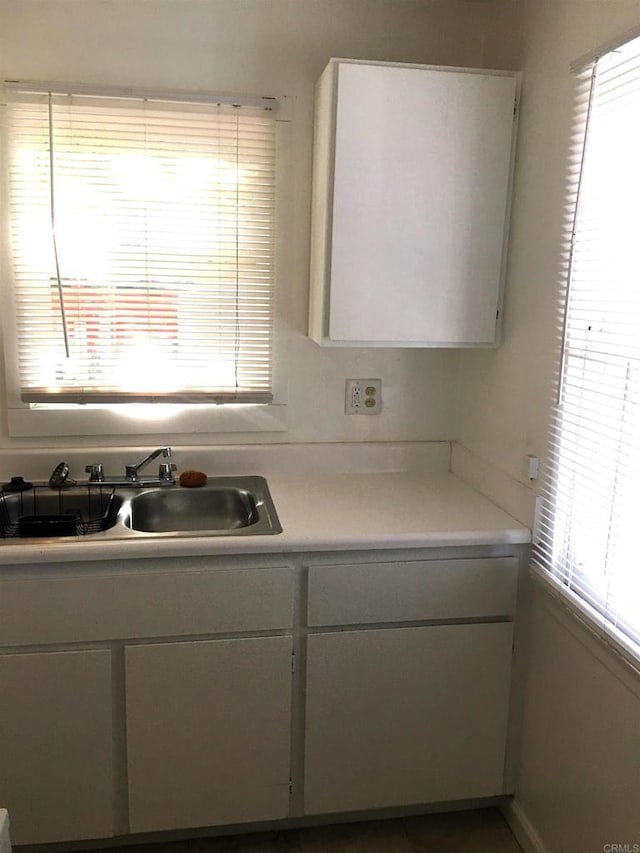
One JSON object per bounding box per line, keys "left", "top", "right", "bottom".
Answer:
{"left": 310, "top": 60, "right": 517, "bottom": 346}
{"left": 304, "top": 623, "right": 513, "bottom": 814}
{"left": 126, "top": 636, "right": 292, "bottom": 833}
{"left": 0, "top": 650, "right": 114, "bottom": 844}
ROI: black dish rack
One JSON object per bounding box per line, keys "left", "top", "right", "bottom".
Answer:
{"left": 0, "top": 483, "right": 119, "bottom": 538}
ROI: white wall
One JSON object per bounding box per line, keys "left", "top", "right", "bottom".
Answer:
{"left": 0, "top": 0, "right": 501, "bottom": 449}
{"left": 512, "top": 579, "right": 640, "bottom": 853}
{"left": 454, "top": 3, "right": 640, "bottom": 852}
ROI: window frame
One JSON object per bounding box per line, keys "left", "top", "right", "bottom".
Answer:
{"left": 0, "top": 82, "right": 291, "bottom": 437}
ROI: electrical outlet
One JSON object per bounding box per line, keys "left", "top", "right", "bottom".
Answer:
{"left": 345, "top": 379, "right": 382, "bottom": 415}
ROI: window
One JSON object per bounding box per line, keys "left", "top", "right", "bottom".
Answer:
{"left": 535, "top": 33, "right": 640, "bottom": 660}
{"left": 2, "top": 83, "right": 279, "bottom": 420}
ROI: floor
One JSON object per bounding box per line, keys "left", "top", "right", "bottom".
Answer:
{"left": 71, "top": 809, "right": 522, "bottom": 853}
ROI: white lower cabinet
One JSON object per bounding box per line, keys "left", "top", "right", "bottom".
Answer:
{"left": 304, "top": 623, "right": 514, "bottom": 814}
{"left": 0, "top": 650, "right": 114, "bottom": 845}
{"left": 0, "top": 550, "right": 522, "bottom": 844}
{"left": 125, "top": 636, "right": 293, "bottom": 833}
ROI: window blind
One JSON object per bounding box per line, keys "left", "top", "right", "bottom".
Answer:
{"left": 535, "top": 34, "right": 640, "bottom": 659}
{"left": 4, "top": 85, "right": 276, "bottom": 404}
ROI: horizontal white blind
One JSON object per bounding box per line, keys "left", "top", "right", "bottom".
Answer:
{"left": 536, "top": 36, "right": 640, "bottom": 659}
{"left": 5, "top": 88, "right": 276, "bottom": 404}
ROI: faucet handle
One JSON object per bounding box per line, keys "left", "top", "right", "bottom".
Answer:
{"left": 85, "top": 464, "right": 105, "bottom": 483}
{"left": 159, "top": 462, "right": 177, "bottom": 482}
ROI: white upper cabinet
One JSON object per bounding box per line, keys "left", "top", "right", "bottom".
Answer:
{"left": 308, "top": 59, "right": 519, "bottom": 347}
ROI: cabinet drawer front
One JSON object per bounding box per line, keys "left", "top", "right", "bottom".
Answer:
{"left": 308, "top": 557, "right": 518, "bottom": 626}
{"left": 0, "top": 566, "right": 294, "bottom": 645}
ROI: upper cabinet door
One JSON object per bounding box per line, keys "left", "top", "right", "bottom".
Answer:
{"left": 308, "top": 60, "right": 519, "bottom": 347}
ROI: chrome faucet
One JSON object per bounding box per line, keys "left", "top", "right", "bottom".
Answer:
{"left": 84, "top": 448, "right": 176, "bottom": 487}
{"left": 126, "top": 447, "right": 172, "bottom": 482}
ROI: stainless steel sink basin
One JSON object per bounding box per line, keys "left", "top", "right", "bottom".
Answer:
{"left": 123, "top": 476, "right": 282, "bottom": 536}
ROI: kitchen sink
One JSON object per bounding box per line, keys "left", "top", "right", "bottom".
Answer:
{"left": 0, "top": 476, "right": 281, "bottom": 540}
{"left": 124, "top": 477, "right": 281, "bottom": 535}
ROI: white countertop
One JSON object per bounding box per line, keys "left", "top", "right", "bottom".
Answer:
{"left": 0, "top": 471, "right": 530, "bottom": 565}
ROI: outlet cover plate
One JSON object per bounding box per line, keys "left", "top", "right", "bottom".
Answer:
{"left": 345, "top": 378, "right": 382, "bottom": 415}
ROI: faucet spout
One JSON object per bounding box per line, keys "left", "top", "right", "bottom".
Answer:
{"left": 125, "top": 447, "right": 171, "bottom": 482}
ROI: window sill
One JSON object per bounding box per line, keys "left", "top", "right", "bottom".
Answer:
{"left": 7, "top": 402, "right": 288, "bottom": 438}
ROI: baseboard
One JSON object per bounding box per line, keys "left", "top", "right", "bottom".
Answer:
{"left": 501, "top": 798, "right": 551, "bottom": 853}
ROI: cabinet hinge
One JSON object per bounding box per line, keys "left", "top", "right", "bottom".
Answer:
{"left": 291, "top": 649, "right": 296, "bottom": 673}
{"left": 289, "top": 777, "right": 293, "bottom": 796}
{"left": 513, "top": 98, "right": 518, "bottom": 118}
